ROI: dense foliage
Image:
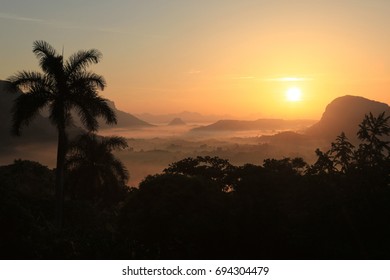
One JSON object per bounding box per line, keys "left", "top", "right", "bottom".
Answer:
{"left": 0, "top": 113, "right": 389, "bottom": 259}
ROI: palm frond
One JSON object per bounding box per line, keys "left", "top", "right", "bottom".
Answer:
{"left": 90, "top": 96, "right": 117, "bottom": 125}
{"left": 67, "top": 133, "right": 90, "bottom": 154}
{"left": 70, "top": 90, "right": 117, "bottom": 130}
{"left": 33, "top": 40, "right": 57, "bottom": 59}
{"left": 111, "top": 158, "right": 129, "bottom": 182}
{"left": 32, "top": 41, "right": 63, "bottom": 74}
{"left": 65, "top": 153, "right": 87, "bottom": 169}
{"left": 76, "top": 103, "right": 100, "bottom": 131}
{"left": 69, "top": 71, "right": 106, "bottom": 91}
{"left": 102, "top": 136, "right": 128, "bottom": 151}
{"left": 65, "top": 132, "right": 129, "bottom": 203}
{"left": 65, "top": 49, "right": 102, "bottom": 77}
{"left": 7, "top": 71, "right": 53, "bottom": 93}
{"left": 11, "top": 91, "right": 50, "bottom": 135}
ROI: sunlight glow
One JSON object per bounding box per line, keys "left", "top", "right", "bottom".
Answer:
{"left": 279, "top": 77, "right": 306, "bottom": 82}
{"left": 265, "top": 77, "right": 310, "bottom": 82}
{"left": 286, "top": 87, "right": 302, "bottom": 102}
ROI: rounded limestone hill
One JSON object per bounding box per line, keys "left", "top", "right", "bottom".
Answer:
{"left": 168, "top": 118, "right": 186, "bottom": 126}
{"left": 306, "top": 95, "right": 390, "bottom": 142}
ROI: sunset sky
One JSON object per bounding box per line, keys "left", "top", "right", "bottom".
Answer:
{"left": 1, "top": 0, "right": 390, "bottom": 120}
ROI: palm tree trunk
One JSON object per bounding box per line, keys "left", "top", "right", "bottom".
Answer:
{"left": 55, "top": 125, "right": 67, "bottom": 229}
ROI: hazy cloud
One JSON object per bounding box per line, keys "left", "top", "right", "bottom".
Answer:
{"left": 96, "top": 28, "right": 134, "bottom": 35}
{"left": 0, "top": 12, "right": 160, "bottom": 38}
{"left": 0, "top": 12, "right": 44, "bottom": 23}
{"left": 188, "top": 70, "right": 201, "bottom": 75}
{"left": 263, "top": 76, "right": 313, "bottom": 82}
{"left": 232, "top": 76, "right": 257, "bottom": 80}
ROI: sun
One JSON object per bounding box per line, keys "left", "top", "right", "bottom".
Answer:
{"left": 285, "top": 87, "right": 302, "bottom": 102}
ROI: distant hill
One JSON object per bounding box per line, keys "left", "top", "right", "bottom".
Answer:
{"left": 253, "top": 95, "right": 390, "bottom": 146}
{"left": 135, "top": 111, "right": 235, "bottom": 124}
{"left": 99, "top": 101, "right": 153, "bottom": 128}
{"left": 0, "top": 79, "right": 151, "bottom": 140}
{"left": 168, "top": 118, "right": 186, "bottom": 126}
{"left": 306, "top": 95, "right": 390, "bottom": 142}
{"left": 191, "top": 119, "right": 316, "bottom": 133}
{"left": 259, "top": 131, "right": 308, "bottom": 144}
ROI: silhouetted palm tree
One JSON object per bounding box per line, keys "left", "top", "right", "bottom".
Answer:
{"left": 66, "top": 133, "right": 129, "bottom": 205}
{"left": 7, "top": 40, "right": 117, "bottom": 227}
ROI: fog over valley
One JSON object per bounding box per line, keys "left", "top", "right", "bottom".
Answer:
{"left": 2, "top": 77, "right": 389, "bottom": 186}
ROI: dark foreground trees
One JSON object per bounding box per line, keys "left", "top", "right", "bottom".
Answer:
{"left": 8, "top": 41, "right": 117, "bottom": 227}
{"left": 356, "top": 112, "right": 390, "bottom": 167}
{"left": 0, "top": 160, "right": 125, "bottom": 259}
{"left": 118, "top": 173, "right": 232, "bottom": 259}
{"left": 1, "top": 112, "right": 389, "bottom": 259}
{"left": 117, "top": 112, "right": 390, "bottom": 259}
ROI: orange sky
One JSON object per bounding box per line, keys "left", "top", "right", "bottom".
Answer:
{"left": 1, "top": 0, "right": 390, "bottom": 119}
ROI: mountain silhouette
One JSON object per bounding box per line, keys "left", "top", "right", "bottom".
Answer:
{"left": 98, "top": 100, "right": 153, "bottom": 128}
{"left": 306, "top": 95, "right": 390, "bottom": 141}
{"left": 259, "top": 131, "right": 309, "bottom": 144}
{"left": 168, "top": 118, "right": 186, "bottom": 126}
{"left": 135, "top": 111, "right": 235, "bottom": 124}
{"left": 0, "top": 80, "right": 151, "bottom": 136}
{"left": 191, "top": 119, "right": 316, "bottom": 133}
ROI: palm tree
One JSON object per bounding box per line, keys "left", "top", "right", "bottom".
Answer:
{"left": 7, "top": 40, "right": 117, "bottom": 227}
{"left": 66, "top": 133, "right": 129, "bottom": 205}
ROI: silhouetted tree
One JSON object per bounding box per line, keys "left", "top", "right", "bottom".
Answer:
{"left": 164, "top": 156, "right": 236, "bottom": 191}
{"left": 356, "top": 112, "right": 390, "bottom": 167}
{"left": 0, "top": 160, "right": 54, "bottom": 258}
{"left": 119, "top": 173, "right": 231, "bottom": 259}
{"left": 330, "top": 132, "right": 355, "bottom": 173}
{"left": 7, "top": 41, "right": 117, "bottom": 227}
{"left": 308, "top": 148, "right": 335, "bottom": 175}
{"left": 66, "top": 133, "right": 129, "bottom": 205}
{"left": 0, "top": 160, "right": 127, "bottom": 259}
{"left": 263, "top": 157, "right": 308, "bottom": 175}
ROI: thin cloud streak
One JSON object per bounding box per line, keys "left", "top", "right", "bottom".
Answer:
{"left": 0, "top": 12, "right": 163, "bottom": 38}
{"left": 231, "top": 76, "right": 257, "bottom": 80}
{"left": 263, "top": 77, "right": 314, "bottom": 82}
{"left": 0, "top": 12, "right": 44, "bottom": 22}
{"left": 188, "top": 70, "right": 201, "bottom": 75}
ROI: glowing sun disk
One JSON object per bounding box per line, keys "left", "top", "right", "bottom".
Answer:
{"left": 286, "top": 87, "right": 302, "bottom": 102}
